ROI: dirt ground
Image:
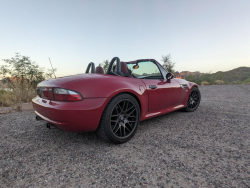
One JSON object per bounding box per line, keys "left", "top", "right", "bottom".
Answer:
{"left": 1, "top": 85, "right": 250, "bottom": 187}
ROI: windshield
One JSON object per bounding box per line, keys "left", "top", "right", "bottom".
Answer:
{"left": 127, "top": 61, "right": 163, "bottom": 79}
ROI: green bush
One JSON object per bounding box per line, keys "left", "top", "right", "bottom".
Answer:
{"left": 243, "top": 78, "right": 250, "bottom": 84}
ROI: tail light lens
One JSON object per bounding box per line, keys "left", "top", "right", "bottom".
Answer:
{"left": 53, "top": 88, "right": 83, "bottom": 101}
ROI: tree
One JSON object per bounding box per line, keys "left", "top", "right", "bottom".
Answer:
{"left": 98, "top": 60, "right": 109, "bottom": 73}
{"left": 161, "top": 54, "right": 175, "bottom": 73}
{"left": 0, "top": 53, "right": 55, "bottom": 88}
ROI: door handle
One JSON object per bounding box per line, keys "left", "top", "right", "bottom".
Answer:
{"left": 149, "top": 85, "right": 157, "bottom": 89}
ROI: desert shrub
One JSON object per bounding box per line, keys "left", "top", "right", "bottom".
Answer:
{"left": 229, "top": 81, "right": 238, "bottom": 85}
{"left": 214, "top": 80, "right": 225, "bottom": 85}
{"left": 243, "top": 78, "right": 250, "bottom": 84}
{"left": 185, "top": 74, "right": 200, "bottom": 84}
{"left": 185, "top": 72, "right": 217, "bottom": 85}
{"left": 0, "top": 53, "right": 56, "bottom": 107}
{"left": 0, "top": 90, "right": 13, "bottom": 107}
{"left": 201, "top": 81, "right": 210, "bottom": 86}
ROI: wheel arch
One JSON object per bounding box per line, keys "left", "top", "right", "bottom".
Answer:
{"left": 106, "top": 91, "right": 142, "bottom": 115}
{"left": 188, "top": 82, "right": 199, "bottom": 89}
{"left": 118, "top": 92, "right": 141, "bottom": 113}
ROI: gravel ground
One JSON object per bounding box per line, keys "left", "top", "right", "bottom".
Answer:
{"left": 1, "top": 85, "right": 250, "bottom": 188}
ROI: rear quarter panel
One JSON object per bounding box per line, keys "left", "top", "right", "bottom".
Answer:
{"left": 61, "top": 75, "right": 149, "bottom": 120}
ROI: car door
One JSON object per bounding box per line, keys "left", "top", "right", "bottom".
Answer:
{"left": 127, "top": 60, "right": 181, "bottom": 112}
{"left": 142, "top": 78, "right": 181, "bottom": 112}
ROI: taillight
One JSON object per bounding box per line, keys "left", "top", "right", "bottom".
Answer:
{"left": 53, "top": 88, "right": 83, "bottom": 101}
{"left": 43, "top": 88, "right": 49, "bottom": 97}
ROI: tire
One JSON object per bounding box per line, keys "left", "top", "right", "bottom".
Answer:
{"left": 181, "top": 87, "right": 201, "bottom": 112}
{"left": 96, "top": 94, "right": 140, "bottom": 144}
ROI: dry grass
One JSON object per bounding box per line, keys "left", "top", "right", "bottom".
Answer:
{"left": 214, "top": 80, "right": 225, "bottom": 85}
{"left": 0, "top": 83, "right": 36, "bottom": 107}
{"left": 201, "top": 81, "right": 210, "bottom": 85}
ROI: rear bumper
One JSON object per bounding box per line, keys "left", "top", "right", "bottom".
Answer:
{"left": 32, "top": 96, "right": 108, "bottom": 132}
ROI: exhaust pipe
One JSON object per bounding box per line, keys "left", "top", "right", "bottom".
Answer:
{"left": 36, "top": 115, "right": 43, "bottom": 121}
{"left": 46, "top": 123, "right": 56, "bottom": 129}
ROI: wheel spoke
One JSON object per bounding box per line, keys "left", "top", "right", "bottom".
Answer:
{"left": 124, "top": 125, "right": 131, "bottom": 132}
{"left": 117, "top": 103, "right": 123, "bottom": 113}
{"left": 128, "top": 120, "right": 136, "bottom": 122}
{"left": 115, "top": 106, "right": 120, "bottom": 115}
{"left": 193, "top": 94, "right": 199, "bottom": 98}
{"left": 193, "top": 97, "right": 198, "bottom": 101}
{"left": 113, "top": 124, "right": 120, "bottom": 134}
{"left": 119, "top": 126, "right": 122, "bottom": 137}
{"left": 127, "top": 122, "right": 133, "bottom": 129}
{"left": 112, "top": 122, "right": 119, "bottom": 131}
{"left": 125, "top": 101, "right": 130, "bottom": 111}
{"left": 126, "top": 105, "right": 135, "bottom": 112}
{"left": 122, "top": 100, "right": 126, "bottom": 111}
{"left": 128, "top": 108, "right": 135, "bottom": 116}
{"left": 123, "top": 125, "right": 126, "bottom": 137}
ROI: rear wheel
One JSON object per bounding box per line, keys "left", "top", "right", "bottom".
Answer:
{"left": 96, "top": 94, "right": 140, "bottom": 144}
{"left": 182, "top": 87, "right": 201, "bottom": 112}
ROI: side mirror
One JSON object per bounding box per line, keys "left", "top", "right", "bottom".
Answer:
{"left": 166, "top": 72, "right": 174, "bottom": 80}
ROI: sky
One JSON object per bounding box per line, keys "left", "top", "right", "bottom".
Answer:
{"left": 0, "top": 0, "right": 250, "bottom": 77}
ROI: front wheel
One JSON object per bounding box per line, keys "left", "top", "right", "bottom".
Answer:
{"left": 96, "top": 94, "right": 140, "bottom": 144}
{"left": 182, "top": 87, "right": 201, "bottom": 112}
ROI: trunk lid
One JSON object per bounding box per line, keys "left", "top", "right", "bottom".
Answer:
{"left": 36, "top": 73, "right": 110, "bottom": 100}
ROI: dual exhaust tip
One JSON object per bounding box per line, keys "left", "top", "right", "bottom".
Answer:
{"left": 36, "top": 115, "right": 56, "bottom": 129}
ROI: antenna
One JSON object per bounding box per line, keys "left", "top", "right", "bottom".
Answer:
{"left": 48, "top": 57, "right": 56, "bottom": 78}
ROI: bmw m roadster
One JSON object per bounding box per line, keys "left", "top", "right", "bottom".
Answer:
{"left": 32, "top": 57, "right": 201, "bottom": 144}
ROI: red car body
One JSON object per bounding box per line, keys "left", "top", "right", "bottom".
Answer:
{"left": 32, "top": 59, "right": 198, "bottom": 133}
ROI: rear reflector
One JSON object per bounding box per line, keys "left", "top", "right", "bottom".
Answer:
{"left": 53, "top": 88, "right": 82, "bottom": 101}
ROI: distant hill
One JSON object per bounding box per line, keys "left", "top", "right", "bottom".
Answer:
{"left": 176, "top": 67, "right": 250, "bottom": 85}
{"left": 211, "top": 67, "right": 250, "bottom": 82}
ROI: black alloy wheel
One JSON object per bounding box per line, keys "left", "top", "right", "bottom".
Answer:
{"left": 110, "top": 99, "right": 138, "bottom": 139}
{"left": 182, "top": 87, "right": 201, "bottom": 112}
{"left": 96, "top": 94, "right": 140, "bottom": 144}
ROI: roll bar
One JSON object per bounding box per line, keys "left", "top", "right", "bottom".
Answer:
{"left": 106, "top": 57, "right": 121, "bottom": 75}
{"left": 85, "top": 62, "right": 95, "bottom": 73}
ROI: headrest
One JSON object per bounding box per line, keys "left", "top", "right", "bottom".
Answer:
{"left": 95, "top": 66, "right": 104, "bottom": 74}
{"left": 121, "top": 62, "right": 129, "bottom": 74}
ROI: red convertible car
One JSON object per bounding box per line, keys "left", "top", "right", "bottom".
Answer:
{"left": 32, "top": 57, "right": 201, "bottom": 144}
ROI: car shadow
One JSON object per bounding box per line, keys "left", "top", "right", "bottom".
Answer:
{"left": 34, "top": 110, "right": 183, "bottom": 148}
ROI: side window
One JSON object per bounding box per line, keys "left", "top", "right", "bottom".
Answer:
{"left": 127, "top": 61, "right": 163, "bottom": 79}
